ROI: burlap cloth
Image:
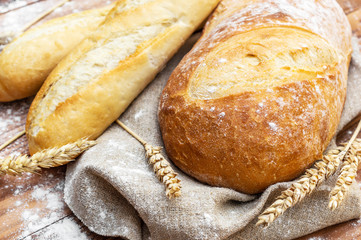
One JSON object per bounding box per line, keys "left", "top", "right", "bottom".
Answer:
{"left": 64, "top": 34, "right": 361, "bottom": 240}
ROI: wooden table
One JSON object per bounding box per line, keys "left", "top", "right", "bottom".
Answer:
{"left": 0, "top": 0, "right": 361, "bottom": 239}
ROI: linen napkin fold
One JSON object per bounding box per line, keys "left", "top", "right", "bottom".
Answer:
{"left": 64, "top": 34, "right": 361, "bottom": 240}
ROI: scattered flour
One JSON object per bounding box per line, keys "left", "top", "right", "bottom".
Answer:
{"left": 20, "top": 181, "right": 67, "bottom": 238}
{"left": 31, "top": 187, "right": 48, "bottom": 199}
{"left": 0, "top": 98, "right": 30, "bottom": 158}
{"left": 134, "top": 109, "right": 144, "bottom": 120}
{"left": 35, "top": 218, "right": 88, "bottom": 240}
{"left": 268, "top": 122, "right": 278, "bottom": 131}
{"left": 0, "top": 0, "right": 39, "bottom": 14}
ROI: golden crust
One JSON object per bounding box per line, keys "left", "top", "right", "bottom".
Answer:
{"left": 158, "top": 0, "right": 352, "bottom": 194}
{"left": 26, "top": 0, "right": 220, "bottom": 154}
{"left": 0, "top": 5, "right": 114, "bottom": 102}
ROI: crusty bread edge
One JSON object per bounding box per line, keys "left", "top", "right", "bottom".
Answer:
{"left": 0, "top": 4, "right": 114, "bottom": 102}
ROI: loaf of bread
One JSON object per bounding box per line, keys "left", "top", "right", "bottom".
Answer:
{"left": 0, "top": 3, "right": 115, "bottom": 102}
{"left": 26, "top": 0, "right": 220, "bottom": 155}
{"left": 158, "top": 0, "right": 352, "bottom": 194}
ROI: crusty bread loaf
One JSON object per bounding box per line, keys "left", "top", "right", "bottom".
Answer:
{"left": 158, "top": 0, "right": 352, "bottom": 194}
{"left": 0, "top": 4, "right": 115, "bottom": 102}
{"left": 26, "top": 0, "right": 220, "bottom": 155}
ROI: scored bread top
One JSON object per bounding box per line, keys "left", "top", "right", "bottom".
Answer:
{"left": 26, "top": 0, "right": 220, "bottom": 154}
{"left": 28, "top": 0, "right": 175, "bottom": 137}
{"left": 159, "top": 0, "right": 352, "bottom": 194}
{"left": 188, "top": 27, "right": 339, "bottom": 99}
{"left": 32, "top": 23, "right": 170, "bottom": 135}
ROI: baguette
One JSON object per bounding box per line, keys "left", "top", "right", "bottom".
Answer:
{"left": 0, "top": 3, "right": 115, "bottom": 102}
{"left": 158, "top": 0, "right": 352, "bottom": 194}
{"left": 26, "top": 0, "right": 220, "bottom": 155}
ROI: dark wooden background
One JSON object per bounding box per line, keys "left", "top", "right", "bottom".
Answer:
{"left": 0, "top": 0, "right": 361, "bottom": 239}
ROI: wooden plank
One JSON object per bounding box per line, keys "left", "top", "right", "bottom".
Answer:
{"left": 0, "top": 98, "right": 31, "bottom": 158}
{"left": 0, "top": 168, "right": 72, "bottom": 239}
{"left": 0, "top": 0, "right": 44, "bottom": 14}
{"left": 23, "top": 215, "right": 120, "bottom": 240}
{"left": 0, "top": 0, "right": 117, "bottom": 51}
{"left": 0, "top": 98, "right": 71, "bottom": 238}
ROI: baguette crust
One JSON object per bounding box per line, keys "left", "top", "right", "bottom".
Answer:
{"left": 0, "top": 4, "right": 114, "bottom": 102}
{"left": 26, "top": 0, "right": 220, "bottom": 154}
{"left": 158, "top": 0, "right": 352, "bottom": 194}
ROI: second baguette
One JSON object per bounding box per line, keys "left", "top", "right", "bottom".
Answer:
{"left": 0, "top": 3, "right": 114, "bottom": 102}
{"left": 26, "top": 0, "right": 220, "bottom": 154}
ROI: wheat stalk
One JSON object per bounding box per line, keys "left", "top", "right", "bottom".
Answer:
{"left": 256, "top": 148, "right": 342, "bottom": 227}
{"left": 0, "top": 139, "right": 96, "bottom": 175}
{"left": 116, "top": 120, "right": 181, "bottom": 199}
{"left": 0, "top": 130, "right": 26, "bottom": 151}
{"left": 257, "top": 120, "right": 361, "bottom": 227}
{"left": 145, "top": 144, "right": 181, "bottom": 199}
{"left": 329, "top": 139, "right": 361, "bottom": 210}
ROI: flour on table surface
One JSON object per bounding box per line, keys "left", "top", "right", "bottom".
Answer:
{"left": 0, "top": 166, "right": 69, "bottom": 239}
{"left": 23, "top": 217, "right": 88, "bottom": 240}
{"left": 0, "top": 0, "right": 117, "bottom": 52}
{"left": 0, "top": 2, "right": 44, "bottom": 34}
{"left": 19, "top": 179, "right": 67, "bottom": 237}
{"left": 0, "top": 98, "right": 31, "bottom": 158}
{"left": 0, "top": 98, "right": 29, "bottom": 132}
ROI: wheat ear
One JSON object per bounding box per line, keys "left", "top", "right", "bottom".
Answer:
{"left": 257, "top": 120, "right": 361, "bottom": 226}
{"left": 116, "top": 120, "right": 181, "bottom": 199}
{"left": 0, "top": 139, "right": 96, "bottom": 175}
{"left": 256, "top": 148, "right": 341, "bottom": 227}
{"left": 145, "top": 144, "right": 182, "bottom": 198}
{"left": 329, "top": 139, "right": 361, "bottom": 210}
{"left": 329, "top": 120, "right": 361, "bottom": 210}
